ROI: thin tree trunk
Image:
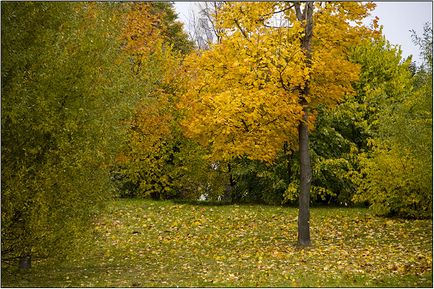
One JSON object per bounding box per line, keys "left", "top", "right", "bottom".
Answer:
{"left": 298, "top": 105, "right": 312, "bottom": 246}
{"left": 283, "top": 142, "right": 292, "bottom": 182}
{"left": 297, "top": 1, "right": 314, "bottom": 247}
{"left": 19, "top": 254, "right": 31, "bottom": 269}
{"left": 227, "top": 163, "right": 239, "bottom": 203}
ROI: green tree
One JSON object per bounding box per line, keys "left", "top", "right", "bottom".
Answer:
{"left": 154, "top": 2, "right": 194, "bottom": 54}
{"left": 1, "top": 2, "right": 141, "bottom": 268}
{"left": 353, "top": 24, "right": 433, "bottom": 218}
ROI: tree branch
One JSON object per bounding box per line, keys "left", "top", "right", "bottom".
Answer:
{"left": 259, "top": 4, "right": 295, "bottom": 20}
{"left": 234, "top": 19, "right": 251, "bottom": 42}
{"left": 264, "top": 117, "right": 280, "bottom": 126}
{"left": 263, "top": 22, "right": 291, "bottom": 29}
{"left": 294, "top": 3, "right": 304, "bottom": 21}
{"left": 241, "top": 119, "right": 250, "bottom": 132}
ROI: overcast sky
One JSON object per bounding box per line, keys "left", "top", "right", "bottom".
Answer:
{"left": 173, "top": 2, "right": 432, "bottom": 64}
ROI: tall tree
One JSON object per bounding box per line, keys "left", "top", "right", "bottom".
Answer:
{"left": 353, "top": 24, "right": 433, "bottom": 218}
{"left": 113, "top": 2, "right": 221, "bottom": 201}
{"left": 295, "top": 2, "right": 314, "bottom": 246}
{"left": 179, "top": 2, "right": 377, "bottom": 245}
{"left": 1, "top": 2, "right": 141, "bottom": 268}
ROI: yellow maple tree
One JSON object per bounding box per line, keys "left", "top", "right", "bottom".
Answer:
{"left": 178, "top": 2, "right": 379, "bottom": 245}
{"left": 115, "top": 3, "right": 190, "bottom": 199}
{"left": 179, "top": 2, "right": 377, "bottom": 162}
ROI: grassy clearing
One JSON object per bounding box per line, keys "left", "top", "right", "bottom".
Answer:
{"left": 2, "top": 199, "right": 432, "bottom": 287}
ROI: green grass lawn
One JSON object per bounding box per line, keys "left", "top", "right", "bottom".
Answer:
{"left": 2, "top": 199, "right": 432, "bottom": 287}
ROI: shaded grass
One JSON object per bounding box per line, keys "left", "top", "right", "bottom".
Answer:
{"left": 2, "top": 198, "right": 432, "bottom": 287}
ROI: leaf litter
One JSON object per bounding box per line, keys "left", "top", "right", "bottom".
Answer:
{"left": 2, "top": 199, "right": 432, "bottom": 287}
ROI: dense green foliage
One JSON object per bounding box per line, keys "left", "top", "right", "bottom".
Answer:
{"left": 151, "top": 2, "right": 194, "bottom": 55}
{"left": 353, "top": 26, "right": 433, "bottom": 218}
{"left": 1, "top": 2, "right": 142, "bottom": 264}
{"left": 299, "top": 37, "right": 416, "bottom": 206}
{"left": 2, "top": 199, "right": 432, "bottom": 287}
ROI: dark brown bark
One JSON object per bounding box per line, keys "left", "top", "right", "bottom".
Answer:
{"left": 298, "top": 105, "right": 312, "bottom": 246}
{"left": 297, "top": 2, "right": 314, "bottom": 247}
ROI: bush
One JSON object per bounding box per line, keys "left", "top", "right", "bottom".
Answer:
{"left": 353, "top": 142, "right": 432, "bottom": 218}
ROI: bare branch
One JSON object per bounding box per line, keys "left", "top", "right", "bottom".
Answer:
{"left": 260, "top": 3, "right": 295, "bottom": 20}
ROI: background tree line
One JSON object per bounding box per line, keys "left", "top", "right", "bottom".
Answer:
{"left": 113, "top": 3, "right": 432, "bottom": 220}
{"left": 2, "top": 2, "right": 432, "bottom": 268}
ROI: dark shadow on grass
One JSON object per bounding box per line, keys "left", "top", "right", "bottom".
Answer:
{"left": 172, "top": 198, "right": 367, "bottom": 210}
{"left": 171, "top": 198, "right": 303, "bottom": 208}
{"left": 118, "top": 196, "right": 373, "bottom": 211}
{"left": 171, "top": 199, "right": 233, "bottom": 206}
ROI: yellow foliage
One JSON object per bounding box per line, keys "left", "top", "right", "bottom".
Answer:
{"left": 121, "top": 3, "right": 161, "bottom": 58}
{"left": 179, "top": 2, "right": 378, "bottom": 162}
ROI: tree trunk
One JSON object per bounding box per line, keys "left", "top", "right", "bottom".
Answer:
{"left": 283, "top": 142, "right": 292, "bottom": 182}
{"left": 227, "top": 163, "right": 239, "bottom": 203}
{"left": 297, "top": 2, "right": 314, "bottom": 247}
{"left": 19, "top": 254, "right": 31, "bottom": 269}
{"left": 298, "top": 106, "right": 312, "bottom": 246}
